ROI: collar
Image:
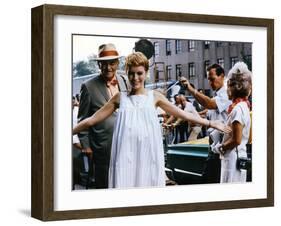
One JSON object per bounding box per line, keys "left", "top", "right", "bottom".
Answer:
{"left": 214, "top": 86, "right": 225, "bottom": 96}
{"left": 105, "top": 76, "right": 118, "bottom": 87}
{"left": 227, "top": 97, "right": 251, "bottom": 114}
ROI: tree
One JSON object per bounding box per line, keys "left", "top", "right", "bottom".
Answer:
{"left": 73, "top": 60, "right": 93, "bottom": 77}
{"left": 87, "top": 54, "right": 100, "bottom": 74}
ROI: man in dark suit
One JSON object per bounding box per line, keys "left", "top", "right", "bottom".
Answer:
{"left": 78, "top": 43, "right": 129, "bottom": 189}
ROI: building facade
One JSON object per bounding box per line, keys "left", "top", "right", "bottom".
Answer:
{"left": 149, "top": 39, "right": 252, "bottom": 96}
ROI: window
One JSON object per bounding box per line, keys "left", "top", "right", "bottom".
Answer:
{"left": 188, "top": 63, "right": 195, "bottom": 78}
{"left": 176, "top": 64, "right": 182, "bottom": 80}
{"left": 166, "top": 65, "right": 172, "bottom": 80}
{"left": 204, "top": 60, "right": 210, "bottom": 78}
{"left": 230, "top": 57, "right": 239, "bottom": 67}
{"left": 166, "top": 40, "right": 171, "bottom": 55}
{"left": 154, "top": 42, "right": 159, "bottom": 57}
{"left": 188, "top": 40, "right": 195, "bottom": 52}
{"left": 155, "top": 70, "right": 159, "bottom": 83}
{"left": 244, "top": 55, "right": 252, "bottom": 62}
{"left": 216, "top": 42, "right": 223, "bottom": 47}
{"left": 175, "top": 40, "right": 182, "bottom": 54}
{"left": 243, "top": 55, "right": 252, "bottom": 70}
{"left": 217, "top": 58, "right": 224, "bottom": 68}
{"left": 204, "top": 41, "right": 211, "bottom": 49}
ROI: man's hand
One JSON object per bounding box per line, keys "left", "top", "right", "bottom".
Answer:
{"left": 171, "top": 122, "right": 179, "bottom": 129}
{"left": 179, "top": 76, "right": 191, "bottom": 90}
{"left": 73, "top": 142, "right": 83, "bottom": 150}
{"left": 162, "top": 123, "right": 173, "bottom": 131}
{"left": 82, "top": 147, "right": 92, "bottom": 154}
{"left": 82, "top": 147, "right": 93, "bottom": 158}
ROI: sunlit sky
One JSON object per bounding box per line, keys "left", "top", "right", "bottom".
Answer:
{"left": 72, "top": 35, "right": 139, "bottom": 63}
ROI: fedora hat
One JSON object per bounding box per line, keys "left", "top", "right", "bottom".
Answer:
{"left": 95, "top": 43, "right": 121, "bottom": 61}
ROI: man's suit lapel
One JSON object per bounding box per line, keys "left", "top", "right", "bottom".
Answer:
{"left": 96, "top": 76, "right": 110, "bottom": 102}
{"left": 95, "top": 74, "right": 129, "bottom": 102}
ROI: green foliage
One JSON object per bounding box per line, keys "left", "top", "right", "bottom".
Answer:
{"left": 73, "top": 61, "right": 93, "bottom": 77}
{"left": 73, "top": 55, "right": 126, "bottom": 77}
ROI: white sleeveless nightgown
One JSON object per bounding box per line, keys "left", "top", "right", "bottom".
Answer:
{"left": 108, "top": 90, "right": 165, "bottom": 188}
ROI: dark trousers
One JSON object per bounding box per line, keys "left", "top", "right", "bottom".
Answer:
{"left": 94, "top": 163, "right": 109, "bottom": 189}
{"left": 92, "top": 150, "right": 110, "bottom": 189}
{"left": 72, "top": 147, "right": 82, "bottom": 189}
{"left": 202, "top": 151, "right": 221, "bottom": 183}
{"left": 175, "top": 123, "right": 189, "bottom": 143}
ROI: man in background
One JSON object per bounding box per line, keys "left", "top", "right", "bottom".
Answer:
{"left": 180, "top": 64, "right": 231, "bottom": 183}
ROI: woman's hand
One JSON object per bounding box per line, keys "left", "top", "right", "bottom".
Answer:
{"left": 211, "top": 143, "right": 224, "bottom": 155}
{"left": 211, "top": 120, "right": 232, "bottom": 134}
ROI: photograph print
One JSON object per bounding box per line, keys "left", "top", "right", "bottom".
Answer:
{"left": 72, "top": 34, "right": 252, "bottom": 190}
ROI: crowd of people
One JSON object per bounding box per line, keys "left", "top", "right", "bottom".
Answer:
{"left": 72, "top": 43, "right": 252, "bottom": 189}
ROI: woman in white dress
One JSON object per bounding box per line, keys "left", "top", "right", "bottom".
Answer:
{"left": 73, "top": 52, "right": 231, "bottom": 189}
{"left": 212, "top": 62, "right": 252, "bottom": 183}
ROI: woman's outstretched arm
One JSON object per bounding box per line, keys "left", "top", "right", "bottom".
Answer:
{"left": 73, "top": 93, "right": 120, "bottom": 135}
{"left": 221, "top": 121, "right": 242, "bottom": 149}
{"left": 154, "top": 91, "right": 231, "bottom": 133}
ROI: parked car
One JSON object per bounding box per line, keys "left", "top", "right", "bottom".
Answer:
{"left": 165, "top": 137, "right": 252, "bottom": 184}
{"left": 165, "top": 137, "right": 209, "bottom": 185}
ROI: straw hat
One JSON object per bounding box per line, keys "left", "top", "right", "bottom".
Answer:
{"left": 95, "top": 43, "right": 120, "bottom": 61}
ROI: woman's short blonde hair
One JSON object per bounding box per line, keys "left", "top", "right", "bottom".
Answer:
{"left": 125, "top": 52, "right": 149, "bottom": 72}
{"left": 227, "top": 62, "right": 252, "bottom": 98}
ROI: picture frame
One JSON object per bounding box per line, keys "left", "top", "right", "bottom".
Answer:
{"left": 31, "top": 4, "right": 274, "bottom": 221}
